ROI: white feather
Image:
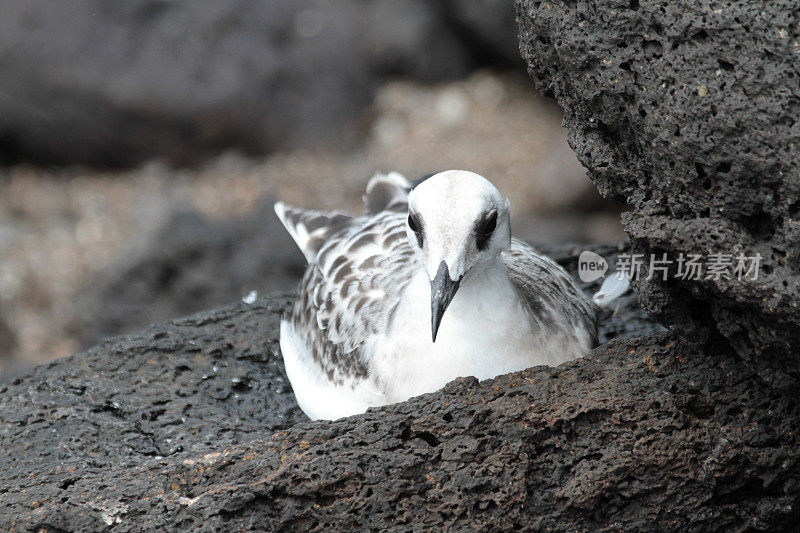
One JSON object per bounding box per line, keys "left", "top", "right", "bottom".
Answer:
{"left": 592, "top": 271, "right": 631, "bottom": 306}
{"left": 280, "top": 320, "right": 386, "bottom": 421}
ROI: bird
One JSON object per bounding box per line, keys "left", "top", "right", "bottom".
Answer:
{"left": 274, "top": 170, "right": 626, "bottom": 420}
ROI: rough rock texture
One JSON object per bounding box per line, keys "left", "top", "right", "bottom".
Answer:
{"left": 0, "top": 0, "right": 517, "bottom": 167}
{"left": 1, "top": 246, "right": 672, "bottom": 529}
{"left": 516, "top": 0, "right": 800, "bottom": 381}
{"left": 0, "top": 296, "right": 308, "bottom": 526}
{"left": 3, "top": 311, "right": 798, "bottom": 530}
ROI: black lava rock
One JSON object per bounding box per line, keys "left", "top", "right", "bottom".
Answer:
{"left": 1, "top": 246, "right": 675, "bottom": 530}
{"left": 1, "top": 296, "right": 307, "bottom": 530}
{"left": 3, "top": 314, "right": 797, "bottom": 530}
{"left": 516, "top": 0, "right": 800, "bottom": 381}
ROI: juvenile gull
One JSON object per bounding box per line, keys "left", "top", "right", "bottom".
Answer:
{"left": 275, "top": 170, "right": 621, "bottom": 420}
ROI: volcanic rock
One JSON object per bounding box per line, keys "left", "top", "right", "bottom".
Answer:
{"left": 516, "top": 0, "right": 800, "bottom": 380}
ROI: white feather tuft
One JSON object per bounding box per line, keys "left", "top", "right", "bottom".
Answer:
{"left": 592, "top": 271, "right": 631, "bottom": 306}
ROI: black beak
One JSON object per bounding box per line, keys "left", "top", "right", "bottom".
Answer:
{"left": 430, "top": 261, "right": 461, "bottom": 343}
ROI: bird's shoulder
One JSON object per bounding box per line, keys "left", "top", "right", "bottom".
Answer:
{"left": 502, "top": 239, "right": 599, "bottom": 342}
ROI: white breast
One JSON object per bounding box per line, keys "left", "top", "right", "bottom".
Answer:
{"left": 367, "top": 261, "right": 589, "bottom": 404}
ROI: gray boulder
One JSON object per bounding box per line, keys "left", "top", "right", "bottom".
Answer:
{"left": 516, "top": 0, "right": 800, "bottom": 381}
{"left": 439, "top": 0, "right": 525, "bottom": 66}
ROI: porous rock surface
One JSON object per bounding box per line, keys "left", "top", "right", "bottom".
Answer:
{"left": 1, "top": 296, "right": 305, "bottom": 478}
{"left": 516, "top": 0, "right": 800, "bottom": 380}
{"left": 0, "top": 246, "right": 671, "bottom": 529}
{"left": 3, "top": 313, "right": 798, "bottom": 530}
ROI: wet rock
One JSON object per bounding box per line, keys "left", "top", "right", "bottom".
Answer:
{"left": 516, "top": 0, "right": 800, "bottom": 380}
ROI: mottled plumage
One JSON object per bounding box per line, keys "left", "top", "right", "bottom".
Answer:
{"left": 276, "top": 170, "right": 611, "bottom": 420}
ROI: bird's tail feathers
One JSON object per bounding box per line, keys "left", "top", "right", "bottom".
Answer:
{"left": 274, "top": 201, "right": 352, "bottom": 264}
{"left": 362, "top": 172, "right": 411, "bottom": 215}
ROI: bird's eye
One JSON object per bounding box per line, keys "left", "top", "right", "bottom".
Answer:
{"left": 482, "top": 211, "right": 497, "bottom": 236}
{"left": 476, "top": 210, "right": 497, "bottom": 251}
{"left": 408, "top": 213, "right": 423, "bottom": 247}
{"left": 407, "top": 213, "right": 419, "bottom": 233}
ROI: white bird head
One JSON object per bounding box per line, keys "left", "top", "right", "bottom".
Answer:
{"left": 406, "top": 170, "right": 511, "bottom": 341}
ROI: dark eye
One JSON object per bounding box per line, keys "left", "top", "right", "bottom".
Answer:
{"left": 476, "top": 210, "right": 497, "bottom": 251}
{"left": 408, "top": 213, "right": 423, "bottom": 247}
{"left": 407, "top": 213, "right": 419, "bottom": 233}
